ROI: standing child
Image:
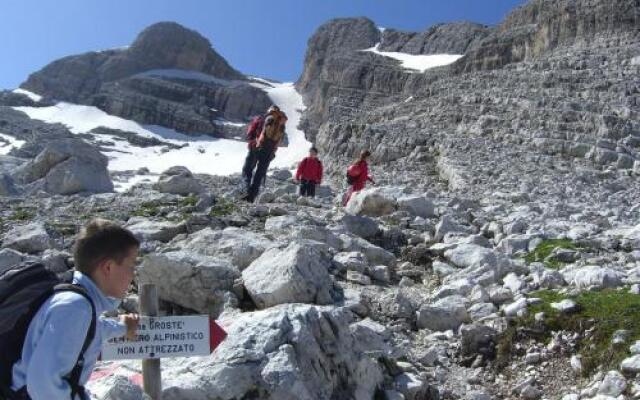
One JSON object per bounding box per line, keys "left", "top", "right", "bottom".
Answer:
{"left": 295, "top": 147, "right": 323, "bottom": 197}
{"left": 343, "top": 150, "right": 375, "bottom": 206}
{"left": 6, "top": 219, "right": 140, "bottom": 400}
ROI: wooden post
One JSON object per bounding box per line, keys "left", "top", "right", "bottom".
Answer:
{"left": 140, "top": 284, "right": 162, "bottom": 400}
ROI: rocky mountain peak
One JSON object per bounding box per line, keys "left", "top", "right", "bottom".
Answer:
{"left": 124, "top": 21, "right": 243, "bottom": 81}
{"left": 22, "top": 21, "right": 245, "bottom": 103}
{"left": 311, "top": 17, "right": 380, "bottom": 53}
{"left": 16, "top": 22, "right": 269, "bottom": 139}
{"left": 296, "top": 17, "right": 380, "bottom": 94}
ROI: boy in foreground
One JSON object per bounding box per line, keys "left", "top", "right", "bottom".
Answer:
{"left": 10, "top": 219, "right": 140, "bottom": 400}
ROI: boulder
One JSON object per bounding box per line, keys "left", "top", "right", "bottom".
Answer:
{"left": 290, "top": 225, "right": 342, "bottom": 250}
{"left": 157, "top": 304, "right": 384, "bottom": 400}
{"left": 397, "top": 195, "right": 435, "bottom": 218}
{"left": 341, "top": 215, "right": 380, "bottom": 239}
{"left": 271, "top": 169, "right": 292, "bottom": 181}
{"left": 89, "top": 375, "right": 146, "bottom": 400}
{"left": 170, "top": 227, "right": 272, "bottom": 270}
{"left": 333, "top": 251, "right": 369, "bottom": 273}
{"left": 41, "top": 249, "right": 70, "bottom": 273}
{"left": 444, "top": 244, "right": 500, "bottom": 269}
{"left": 468, "top": 303, "right": 498, "bottom": 320}
{"left": 340, "top": 234, "right": 397, "bottom": 266}
{"left": 416, "top": 295, "right": 469, "bottom": 331}
{"left": 561, "top": 265, "right": 624, "bottom": 290}
{"left": 153, "top": 166, "right": 203, "bottom": 195}
{"left": 621, "top": 354, "right": 640, "bottom": 374}
{"left": 139, "top": 251, "right": 240, "bottom": 316}
{"left": 460, "top": 323, "right": 497, "bottom": 356}
{"left": 597, "top": 370, "right": 626, "bottom": 397}
{"left": 242, "top": 241, "right": 336, "bottom": 309}
{"left": 435, "top": 215, "right": 467, "bottom": 241}
{"left": 350, "top": 318, "right": 392, "bottom": 357}
{"left": 345, "top": 188, "right": 396, "bottom": 217}
{"left": 12, "top": 139, "right": 113, "bottom": 194}
{"left": 125, "top": 218, "right": 186, "bottom": 243}
{"left": 264, "top": 215, "right": 300, "bottom": 231}
{"left": 1, "top": 222, "right": 51, "bottom": 254}
{"left": 0, "top": 248, "right": 27, "bottom": 274}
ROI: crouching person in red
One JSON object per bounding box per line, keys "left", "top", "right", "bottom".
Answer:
{"left": 295, "top": 147, "right": 323, "bottom": 197}
{"left": 343, "top": 150, "right": 375, "bottom": 206}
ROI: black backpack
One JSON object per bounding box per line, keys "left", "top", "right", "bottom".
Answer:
{"left": 0, "top": 263, "right": 96, "bottom": 400}
{"left": 346, "top": 172, "right": 356, "bottom": 185}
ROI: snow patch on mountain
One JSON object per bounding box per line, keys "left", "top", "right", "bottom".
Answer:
{"left": 13, "top": 82, "right": 310, "bottom": 191}
{"left": 13, "top": 88, "right": 43, "bottom": 102}
{"left": 363, "top": 45, "right": 464, "bottom": 72}
{"left": 0, "top": 132, "right": 26, "bottom": 155}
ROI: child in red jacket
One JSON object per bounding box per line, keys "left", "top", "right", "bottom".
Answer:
{"left": 343, "top": 150, "right": 375, "bottom": 206}
{"left": 295, "top": 147, "right": 323, "bottom": 197}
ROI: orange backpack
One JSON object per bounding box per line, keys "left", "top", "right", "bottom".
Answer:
{"left": 260, "top": 111, "right": 286, "bottom": 145}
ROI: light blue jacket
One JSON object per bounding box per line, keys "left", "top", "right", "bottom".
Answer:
{"left": 12, "top": 271, "right": 127, "bottom": 400}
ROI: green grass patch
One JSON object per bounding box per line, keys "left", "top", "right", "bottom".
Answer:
{"left": 47, "top": 221, "right": 78, "bottom": 236}
{"left": 131, "top": 201, "right": 161, "bottom": 217}
{"left": 179, "top": 195, "right": 198, "bottom": 208}
{"left": 500, "top": 289, "right": 640, "bottom": 375}
{"left": 9, "top": 207, "right": 35, "bottom": 221}
{"left": 209, "top": 198, "right": 237, "bottom": 217}
{"left": 523, "top": 238, "right": 579, "bottom": 269}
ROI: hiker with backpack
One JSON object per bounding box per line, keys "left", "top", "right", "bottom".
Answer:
{"left": 243, "top": 105, "right": 288, "bottom": 202}
{"left": 294, "top": 147, "right": 323, "bottom": 197}
{"left": 343, "top": 150, "right": 375, "bottom": 206}
{"left": 241, "top": 109, "right": 267, "bottom": 190}
{"left": 2, "top": 219, "right": 140, "bottom": 400}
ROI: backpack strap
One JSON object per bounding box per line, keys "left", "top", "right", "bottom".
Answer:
{"left": 53, "top": 284, "right": 96, "bottom": 400}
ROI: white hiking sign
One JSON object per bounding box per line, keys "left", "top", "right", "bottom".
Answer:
{"left": 102, "top": 315, "right": 225, "bottom": 360}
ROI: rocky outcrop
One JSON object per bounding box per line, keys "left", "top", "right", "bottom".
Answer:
{"left": 310, "top": 0, "right": 640, "bottom": 184}
{"left": 295, "top": 18, "right": 492, "bottom": 142}
{"left": 296, "top": 17, "right": 381, "bottom": 97}
{"left": 0, "top": 90, "right": 41, "bottom": 107}
{"left": 379, "top": 22, "right": 490, "bottom": 55}
{"left": 454, "top": 0, "right": 640, "bottom": 72}
{"left": 161, "top": 305, "right": 384, "bottom": 399}
{"left": 0, "top": 107, "right": 77, "bottom": 158}
{"left": 11, "top": 139, "right": 113, "bottom": 195}
{"left": 19, "top": 22, "right": 271, "bottom": 138}
{"left": 22, "top": 22, "right": 243, "bottom": 101}
{"left": 295, "top": 17, "right": 397, "bottom": 141}
{"left": 91, "top": 72, "right": 270, "bottom": 138}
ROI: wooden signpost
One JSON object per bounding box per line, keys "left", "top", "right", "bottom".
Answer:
{"left": 102, "top": 284, "right": 227, "bottom": 400}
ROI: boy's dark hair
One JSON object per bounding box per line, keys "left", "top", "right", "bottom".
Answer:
{"left": 310, "top": 147, "right": 318, "bottom": 153}
{"left": 73, "top": 219, "right": 139, "bottom": 276}
{"left": 356, "top": 150, "right": 371, "bottom": 163}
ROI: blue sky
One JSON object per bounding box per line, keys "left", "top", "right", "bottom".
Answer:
{"left": 0, "top": 0, "right": 526, "bottom": 90}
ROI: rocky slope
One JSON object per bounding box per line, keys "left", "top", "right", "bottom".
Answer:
{"left": 304, "top": 0, "right": 640, "bottom": 180}
{"left": 18, "top": 22, "right": 272, "bottom": 138}
{"left": 455, "top": 0, "right": 640, "bottom": 72}
{"left": 0, "top": 157, "right": 639, "bottom": 399}
{"left": 0, "top": 0, "right": 639, "bottom": 399}
{"left": 295, "top": 18, "right": 496, "bottom": 142}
